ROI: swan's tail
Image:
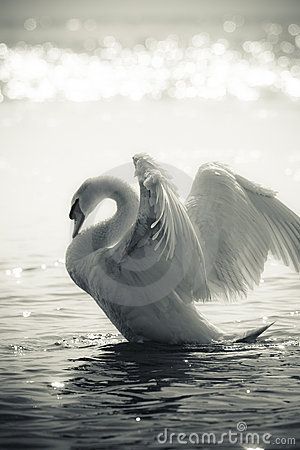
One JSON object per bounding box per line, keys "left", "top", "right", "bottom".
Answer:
{"left": 234, "top": 322, "right": 275, "bottom": 343}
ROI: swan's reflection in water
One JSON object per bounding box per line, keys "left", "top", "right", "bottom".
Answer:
{"left": 70, "top": 341, "right": 260, "bottom": 390}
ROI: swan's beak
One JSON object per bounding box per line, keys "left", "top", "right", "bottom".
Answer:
{"left": 69, "top": 199, "right": 85, "bottom": 238}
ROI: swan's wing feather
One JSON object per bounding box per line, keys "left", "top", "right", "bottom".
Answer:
{"left": 242, "top": 185, "right": 300, "bottom": 271}
{"left": 91, "top": 155, "right": 210, "bottom": 306}
{"left": 144, "top": 169, "right": 188, "bottom": 260}
{"left": 186, "top": 162, "right": 300, "bottom": 300}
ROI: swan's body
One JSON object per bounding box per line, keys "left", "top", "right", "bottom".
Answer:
{"left": 66, "top": 155, "right": 300, "bottom": 344}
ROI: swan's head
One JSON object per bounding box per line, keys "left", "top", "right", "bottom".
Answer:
{"left": 69, "top": 178, "right": 100, "bottom": 238}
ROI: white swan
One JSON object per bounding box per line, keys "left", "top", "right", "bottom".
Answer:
{"left": 66, "top": 154, "right": 300, "bottom": 344}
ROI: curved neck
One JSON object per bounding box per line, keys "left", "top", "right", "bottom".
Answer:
{"left": 66, "top": 177, "right": 139, "bottom": 267}
{"left": 92, "top": 176, "right": 139, "bottom": 248}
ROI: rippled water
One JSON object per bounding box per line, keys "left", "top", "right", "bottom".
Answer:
{"left": 1, "top": 2, "right": 300, "bottom": 448}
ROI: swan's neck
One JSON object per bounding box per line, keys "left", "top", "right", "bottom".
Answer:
{"left": 66, "top": 177, "right": 139, "bottom": 267}
{"left": 91, "top": 177, "right": 138, "bottom": 248}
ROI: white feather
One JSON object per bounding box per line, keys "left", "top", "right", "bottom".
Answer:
{"left": 186, "top": 162, "right": 300, "bottom": 300}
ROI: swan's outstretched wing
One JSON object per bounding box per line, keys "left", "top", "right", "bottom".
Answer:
{"left": 89, "top": 154, "right": 210, "bottom": 306}
{"left": 186, "top": 162, "right": 300, "bottom": 300}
